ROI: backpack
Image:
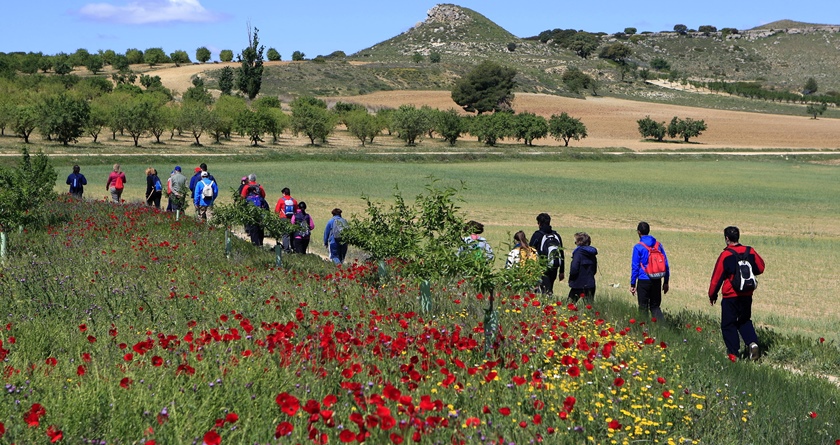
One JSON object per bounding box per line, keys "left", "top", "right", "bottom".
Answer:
{"left": 201, "top": 180, "right": 215, "bottom": 199}
{"left": 246, "top": 194, "right": 263, "bottom": 208}
{"left": 114, "top": 175, "right": 124, "bottom": 191}
{"left": 71, "top": 175, "right": 78, "bottom": 189}
{"left": 294, "top": 214, "right": 311, "bottom": 238}
{"left": 639, "top": 241, "right": 667, "bottom": 279}
{"left": 153, "top": 176, "right": 162, "bottom": 192}
{"left": 330, "top": 217, "right": 347, "bottom": 242}
{"left": 283, "top": 198, "right": 296, "bottom": 217}
{"left": 167, "top": 177, "right": 173, "bottom": 195}
{"left": 539, "top": 231, "right": 563, "bottom": 268}
{"left": 727, "top": 247, "right": 757, "bottom": 292}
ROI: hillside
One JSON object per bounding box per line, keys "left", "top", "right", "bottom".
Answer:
{"left": 228, "top": 4, "right": 840, "bottom": 110}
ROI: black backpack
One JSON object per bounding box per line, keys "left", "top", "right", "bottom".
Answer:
{"left": 726, "top": 247, "right": 757, "bottom": 292}
{"left": 539, "top": 231, "right": 563, "bottom": 268}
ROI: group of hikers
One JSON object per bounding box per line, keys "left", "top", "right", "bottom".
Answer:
{"left": 465, "top": 214, "right": 766, "bottom": 361}
{"left": 70, "top": 165, "right": 767, "bottom": 359}
{"left": 65, "top": 163, "right": 350, "bottom": 265}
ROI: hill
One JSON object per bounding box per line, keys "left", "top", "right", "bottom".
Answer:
{"left": 750, "top": 19, "right": 835, "bottom": 30}
{"left": 211, "top": 4, "right": 840, "bottom": 111}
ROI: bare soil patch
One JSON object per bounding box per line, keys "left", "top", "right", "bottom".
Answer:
{"left": 330, "top": 91, "right": 840, "bottom": 150}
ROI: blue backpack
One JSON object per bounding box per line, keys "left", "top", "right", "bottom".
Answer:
{"left": 245, "top": 184, "right": 262, "bottom": 207}
{"left": 153, "top": 176, "right": 162, "bottom": 192}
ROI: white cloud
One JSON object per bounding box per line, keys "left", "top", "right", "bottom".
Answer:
{"left": 78, "top": 0, "right": 224, "bottom": 24}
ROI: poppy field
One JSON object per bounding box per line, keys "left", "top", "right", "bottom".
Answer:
{"left": 0, "top": 193, "right": 838, "bottom": 444}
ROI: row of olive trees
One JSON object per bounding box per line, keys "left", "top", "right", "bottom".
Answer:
{"left": 637, "top": 116, "right": 708, "bottom": 142}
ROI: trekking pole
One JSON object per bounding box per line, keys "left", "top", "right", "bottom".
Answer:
{"left": 224, "top": 227, "right": 232, "bottom": 258}
{"left": 274, "top": 243, "right": 283, "bottom": 268}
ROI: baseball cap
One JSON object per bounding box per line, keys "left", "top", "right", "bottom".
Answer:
{"left": 241, "top": 176, "right": 248, "bottom": 182}
{"left": 201, "top": 171, "right": 209, "bottom": 178}
{"left": 174, "top": 166, "right": 181, "bottom": 171}
{"left": 195, "top": 167, "right": 202, "bottom": 173}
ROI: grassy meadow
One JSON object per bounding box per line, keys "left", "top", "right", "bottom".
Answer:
{"left": 53, "top": 157, "right": 840, "bottom": 344}
{"left": 0, "top": 152, "right": 836, "bottom": 443}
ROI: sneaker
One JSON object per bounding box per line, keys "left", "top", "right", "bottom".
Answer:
{"left": 749, "top": 342, "right": 760, "bottom": 360}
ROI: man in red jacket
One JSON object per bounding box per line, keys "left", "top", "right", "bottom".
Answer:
{"left": 708, "top": 226, "right": 765, "bottom": 360}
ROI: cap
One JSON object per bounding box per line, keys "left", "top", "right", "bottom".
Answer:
{"left": 174, "top": 166, "right": 181, "bottom": 171}
{"left": 201, "top": 171, "right": 209, "bottom": 178}
{"left": 241, "top": 176, "right": 247, "bottom": 182}
{"left": 195, "top": 167, "right": 202, "bottom": 173}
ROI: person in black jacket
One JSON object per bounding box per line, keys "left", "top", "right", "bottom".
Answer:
{"left": 529, "top": 213, "right": 565, "bottom": 295}
{"left": 568, "top": 232, "right": 598, "bottom": 305}
{"left": 145, "top": 167, "right": 162, "bottom": 209}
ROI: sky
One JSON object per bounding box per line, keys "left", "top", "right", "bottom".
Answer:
{"left": 2, "top": 0, "right": 837, "bottom": 60}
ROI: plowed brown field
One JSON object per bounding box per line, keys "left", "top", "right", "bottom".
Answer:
{"left": 151, "top": 64, "right": 838, "bottom": 151}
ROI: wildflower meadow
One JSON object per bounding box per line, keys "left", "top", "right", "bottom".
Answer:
{"left": 0, "top": 189, "right": 837, "bottom": 445}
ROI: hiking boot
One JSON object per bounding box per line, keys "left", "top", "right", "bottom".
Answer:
{"left": 749, "top": 342, "right": 760, "bottom": 361}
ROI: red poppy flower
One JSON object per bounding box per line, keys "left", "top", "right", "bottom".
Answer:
{"left": 820, "top": 337, "right": 825, "bottom": 344}
{"left": 123, "top": 353, "right": 134, "bottom": 361}
{"left": 79, "top": 324, "right": 87, "bottom": 332}
{"left": 657, "top": 377, "right": 666, "bottom": 384}
{"left": 608, "top": 419, "right": 622, "bottom": 430}
{"left": 145, "top": 441, "right": 155, "bottom": 445}
{"left": 46, "top": 425, "right": 63, "bottom": 443}
{"left": 567, "top": 366, "right": 580, "bottom": 378}
{"left": 323, "top": 394, "right": 338, "bottom": 407}
{"left": 563, "top": 396, "right": 576, "bottom": 413}
{"left": 225, "top": 413, "right": 238, "bottom": 424}
{"left": 82, "top": 353, "right": 91, "bottom": 362}
{"left": 275, "top": 421, "right": 293, "bottom": 438}
{"left": 276, "top": 393, "right": 300, "bottom": 416}
{"left": 728, "top": 354, "right": 737, "bottom": 362}
{"left": 87, "top": 335, "right": 97, "bottom": 343}
{"left": 25, "top": 403, "right": 46, "bottom": 427}
{"left": 498, "top": 407, "right": 511, "bottom": 416}
{"left": 339, "top": 430, "right": 355, "bottom": 443}
{"left": 389, "top": 433, "right": 404, "bottom": 444}
{"left": 809, "top": 411, "right": 818, "bottom": 419}
{"left": 152, "top": 356, "right": 163, "bottom": 367}
{"left": 120, "top": 377, "right": 132, "bottom": 388}
{"left": 613, "top": 377, "right": 625, "bottom": 387}
{"left": 45, "top": 357, "right": 57, "bottom": 367}
{"left": 533, "top": 414, "right": 542, "bottom": 425}
{"left": 662, "top": 391, "right": 671, "bottom": 398}
{"left": 465, "top": 417, "right": 480, "bottom": 427}
{"left": 558, "top": 411, "right": 568, "bottom": 420}
{"left": 518, "top": 421, "right": 527, "bottom": 428}
{"left": 77, "top": 365, "right": 86, "bottom": 376}
{"left": 0, "top": 422, "right": 4, "bottom": 438}
{"left": 629, "top": 318, "right": 636, "bottom": 324}
{"left": 512, "top": 376, "right": 526, "bottom": 386}
{"left": 203, "top": 430, "right": 221, "bottom": 445}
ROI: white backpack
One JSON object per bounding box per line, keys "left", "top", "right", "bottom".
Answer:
{"left": 201, "top": 180, "right": 215, "bottom": 199}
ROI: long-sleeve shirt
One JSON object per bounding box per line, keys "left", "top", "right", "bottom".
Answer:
{"left": 630, "top": 235, "right": 670, "bottom": 285}
{"left": 709, "top": 244, "right": 765, "bottom": 298}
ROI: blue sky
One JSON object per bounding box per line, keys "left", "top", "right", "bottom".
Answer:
{"left": 2, "top": 0, "right": 836, "bottom": 60}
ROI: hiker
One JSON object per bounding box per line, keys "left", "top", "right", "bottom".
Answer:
{"left": 290, "top": 202, "right": 315, "bottom": 254}
{"left": 567, "top": 232, "right": 598, "bottom": 306}
{"left": 188, "top": 167, "right": 202, "bottom": 211}
{"left": 144, "top": 167, "right": 163, "bottom": 209}
{"left": 193, "top": 171, "right": 218, "bottom": 221}
{"left": 529, "top": 213, "right": 565, "bottom": 295}
{"left": 105, "top": 163, "right": 127, "bottom": 203}
{"left": 66, "top": 165, "right": 87, "bottom": 200}
{"left": 460, "top": 220, "right": 494, "bottom": 262}
{"left": 199, "top": 163, "right": 216, "bottom": 182}
{"left": 236, "top": 176, "right": 248, "bottom": 196}
{"left": 275, "top": 188, "right": 298, "bottom": 252}
{"left": 630, "top": 221, "right": 670, "bottom": 320}
{"left": 239, "top": 174, "right": 266, "bottom": 199}
{"left": 324, "top": 208, "right": 349, "bottom": 265}
{"left": 505, "top": 230, "right": 537, "bottom": 268}
{"left": 166, "top": 166, "right": 188, "bottom": 213}
{"left": 709, "top": 226, "right": 765, "bottom": 360}
{"left": 242, "top": 182, "right": 268, "bottom": 246}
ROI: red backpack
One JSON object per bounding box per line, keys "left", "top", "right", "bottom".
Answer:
{"left": 114, "top": 175, "right": 124, "bottom": 191}
{"left": 639, "top": 241, "right": 667, "bottom": 278}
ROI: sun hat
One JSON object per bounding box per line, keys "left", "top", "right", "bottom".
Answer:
{"left": 200, "top": 171, "right": 209, "bottom": 178}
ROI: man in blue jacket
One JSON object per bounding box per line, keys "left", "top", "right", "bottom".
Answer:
{"left": 193, "top": 171, "right": 218, "bottom": 221}
{"left": 630, "top": 221, "right": 670, "bottom": 319}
